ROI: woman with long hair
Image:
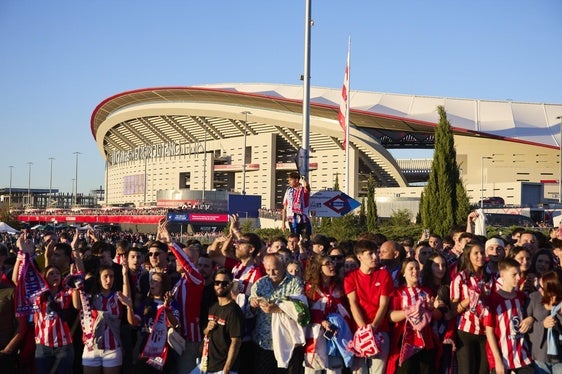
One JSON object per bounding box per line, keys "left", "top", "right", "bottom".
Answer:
{"left": 526, "top": 269, "right": 562, "bottom": 373}
{"left": 509, "top": 246, "right": 534, "bottom": 294}
{"left": 304, "top": 254, "right": 352, "bottom": 373}
{"left": 450, "top": 241, "right": 491, "bottom": 374}
{"left": 388, "top": 258, "right": 441, "bottom": 374}
{"left": 72, "top": 264, "right": 128, "bottom": 374}
{"left": 421, "top": 253, "right": 456, "bottom": 374}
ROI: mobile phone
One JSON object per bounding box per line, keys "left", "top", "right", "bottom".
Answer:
{"left": 323, "top": 325, "right": 338, "bottom": 340}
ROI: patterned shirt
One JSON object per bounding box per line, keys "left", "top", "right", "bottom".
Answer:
{"left": 250, "top": 273, "right": 304, "bottom": 350}
{"left": 34, "top": 289, "right": 74, "bottom": 347}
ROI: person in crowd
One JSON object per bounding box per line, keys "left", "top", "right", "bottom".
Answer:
{"left": 526, "top": 269, "right": 562, "bottom": 373}
{"left": 287, "top": 259, "right": 304, "bottom": 280}
{"left": 250, "top": 253, "right": 306, "bottom": 373}
{"left": 484, "top": 237, "right": 506, "bottom": 286}
{"left": 414, "top": 242, "right": 434, "bottom": 273}
{"left": 388, "top": 259, "right": 442, "bottom": 374}
{"left": 91, "top": 241, "right": 124, "bottom": 292}
{"left": 114, "top": 239, "right": 130, "bottom": 266}
{"left": 327, "top": 246, "right": 347, "bottom": 281}
{"left": 197, "top": 254, "right": 217, "bottom": 336}
{"left": 201, "top": 268, "right": 244, "bottom": 374}
{"left": 304, "top": 255, "right": 352, "bottom": 373}
{"left": 378, "top": 240, "right": 404, "bottom": 287}
{"left": 450, "top": 241, "right": 491, "bottom": 374}
{"left": 343, "top": 254, "right": 359, "bottom": 276}
{"left": 421, "top": 253, "right": 456, "bottom": 374}
{"left": 428, "top": 234, "right": 443, "bottom": 253}
{"left": 0, "top": 245, "right": 25, "bottom": 372}
{"left": 44, "top": 242, "right": 73, "bottom": 276}
{"left": 310, "top": 234, "right": 331, "bottom": 257}
{"left": 519, "top": 231, "right": 539, "bottom": 256}
{"left": 344, "top": 239, "right": 393, "bottom": 373}
{"left": 551, "top": 238, "right": 562, "bottom": 268}
{"left": 268, "top": 236, "right": 288, "bottom": 254}
{"left": 72, "top": 263, "right": 129, "bottom": 374}
{"left": 282, "top": 172, "right": 312, "bottom": 239}
{"left": 287, "top": 233, "right": 305, "bottom": 260}
{"left": 509, "top": 246, "right": 535, "bottom": 294}
{"left": 530, "top": 248, "right": 556, "bottom": 280}
{"left": 484, "top": 258, "right": 534, "bottom": 374}
{"left": 122, "top": 271, "right": 180, "bottom": 374}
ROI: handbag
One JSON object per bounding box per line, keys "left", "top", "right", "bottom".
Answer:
{"left": 167, "top": 327, "right": 186, "bottom": 355}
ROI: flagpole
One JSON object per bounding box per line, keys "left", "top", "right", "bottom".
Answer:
{"left": 345, "top": 37, "right": 351, "bottom": 196}
{"left": 301, "top": 0, "right": 311, "bottom": 179}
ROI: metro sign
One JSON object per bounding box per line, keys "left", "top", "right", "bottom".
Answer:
{"left": 310, "top": 190, "right": 361, "bottom": 217}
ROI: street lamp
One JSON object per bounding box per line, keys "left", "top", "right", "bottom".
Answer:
{"left": 241, "top": 111, "right": 251, "bottom": 195}
{"left": 481, "top": 156, "right": 492, "bottom": 210}
{"left": 73, "top": 152, "right": 81, "bottom": 206}
{"left": 27, "top": 162, "right": 33, "bottom": 208}
{"left": 49, "top": 157, "right": 55, "bottom": 207}
{"left": 8, "top": 166, "right": 14, "bottom": 211}
{"left": 557, "top": 116, "right": 562, "bottom": 203}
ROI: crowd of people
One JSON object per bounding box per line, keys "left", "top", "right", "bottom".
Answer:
{"left": 0, "top": 213, "right": 562, "bottom": 374}
{"left": 0, "top": 171, "right": 561, "bottom": 374}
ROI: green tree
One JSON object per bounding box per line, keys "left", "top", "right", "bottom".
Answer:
{"left": 366, "top": 174, "right": 377, "bottom": 232}
{"left": 420, "top": 106, "right": 470, "bottom": 237}
{"left": 333, "top": 173, "right": 340, "bottom": 191}
{"left": 359, "top": 197, "right": 366, "bottom": 227}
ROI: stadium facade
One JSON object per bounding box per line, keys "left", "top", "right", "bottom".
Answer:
{"left": 91, "top": 83, "right": 562, "bottom": 210}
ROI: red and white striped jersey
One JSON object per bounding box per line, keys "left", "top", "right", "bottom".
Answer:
{"left": 483, "top": 290, "right": 532, "bottom": 370}
{"left": 88, "top": 292, "right": 122, "bottom": 350}
{"left": 451, "top": 270, "right": 492, "bottom": 335}
{"left": 228, "top": 258, "right": 264, "bottom": 296}
{"left": 170, "top": 243, "right": 205, "bottom": 342}
{"left": 34, "top": 289, "right": 74, "bottom": 347}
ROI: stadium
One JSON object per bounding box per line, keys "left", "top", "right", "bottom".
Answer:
{"left": 91, "top": 83, "right": 562, "bottom": 211}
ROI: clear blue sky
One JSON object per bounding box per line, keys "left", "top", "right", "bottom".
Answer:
{"left": 1, "top": 1, "right": 561, "bottom": 195}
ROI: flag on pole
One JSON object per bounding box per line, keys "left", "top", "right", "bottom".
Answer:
{"left": 338, "top": 39, "right": 350, "bottom": 150}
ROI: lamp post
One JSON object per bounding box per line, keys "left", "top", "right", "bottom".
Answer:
{"left": 27, "top": 162, "right": 33, "bottom": 208}
{"left": 480, "top": 156, "right": 492, "bottom": 210}
{"left": 557, "top": 116, "right": 562, "bottom": 203}
{"left": 8, "top": 166, "right": 14, "bottom": 211}
{"left": 241, "top": 111, "right": 251, "bottom": 195}
{"left": 48, "top": 157, "right": 55, "bottom": 207}
{"left": 73, "top": 152, "right": 81, "bottom": 206}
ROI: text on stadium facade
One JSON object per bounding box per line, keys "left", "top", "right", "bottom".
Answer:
{"left": 110, "top": 141, "right": 205, "bottom": 165}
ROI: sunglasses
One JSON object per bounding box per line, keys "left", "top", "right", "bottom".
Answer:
{"left": 330, "top": 255, "right": 344, "bottom": 261}
{"left": 213, "top": 280, "right": 231, "bottom": 287}
{"left": 322, "top": 261, "right": 335, "bottom": 267}
{"left": 148, "top": 251, "right": 161, "bottom": 258}
{"left": 234, "top": 239, "right": 250, "bottom": 245}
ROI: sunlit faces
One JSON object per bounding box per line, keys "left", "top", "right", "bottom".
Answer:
{"left": 148, "top": 247, "right": 167, "bottom": 268}
{"left": 287, "top": 236, "right": 299, "bottom": 252}
{"left": 213, "top": 273, "right": 233, "bottom": 298}
{"left": 127, "top": 251, "right": 142, "bottom": 272}
{"left": 357, "top": 249, "right": 377, "bottom": 271}
{"left": 500, "top": 266, "right": 521, "bottom": 291}
{"left": 431, "top": 256, "right": 447, "bottom": 281}
{"left": 519, "top": 233, "right": 538, "bottom": 254}
{"left": 45, "top": 267, "right": 62, "bottom": 288}
{"left": 149, "top": 273, "right": 164, "bottom": 296}
{"left": 234, "top": 239, "right": 253, "bottom": 260}
{"left": 428, "top": 236, "right": 442, "bottom": 251}
{"left": 485, "top": 244, "right": 506, "bottom": 263}
{"left": 263, "top": 255, "right": 285, "bottom": 286}
{"left": 378, "top": 241, "right": 397, "bottom": 260}
{"left": 287, "top": 177, "right": 299, "bottom": 188}
{"left": 268, "top": 240, "right": 285, "bottom": 254}
{"left": 99, "top": 268, "right": 115, "bottom": 291}
{"left": 286, "top": 262, "right": 303, "bottom": 278}
{"left": 513, "top": 250, "right": 531, "bottom": 273}
{"left": 321, "top": 259, "right": 336, "bottom": 277}
{"left": 469, "top": 244, "right": 485, "bottom": 269}
{"left": 402, "top": 260, "right": 420, "bottom": 286}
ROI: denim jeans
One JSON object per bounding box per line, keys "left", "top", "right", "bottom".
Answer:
{"left": 35, "top": 343, "right": 75, "bottom": 374}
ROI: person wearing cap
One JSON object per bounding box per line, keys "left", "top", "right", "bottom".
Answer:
{"left": 282, "top": 172, "right": 312, "bottom": 239}
{"left": 484, "top": 237, "right": 506, "bottom": 283}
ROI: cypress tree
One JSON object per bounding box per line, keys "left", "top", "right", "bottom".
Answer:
{"left": 420, "top": 106, "right": 470, "bottom": 237}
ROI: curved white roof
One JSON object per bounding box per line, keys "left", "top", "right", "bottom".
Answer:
{"left": 197, "top": 83, "right": 562, "bottom": 149}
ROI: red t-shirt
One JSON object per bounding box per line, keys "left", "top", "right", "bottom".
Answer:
{"left": 344, "top": 267, "right": 393, "bottom": 333}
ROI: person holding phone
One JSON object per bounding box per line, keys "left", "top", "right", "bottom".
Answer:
{"left": 304, "top": 255, "right": 352, "bottom": 374}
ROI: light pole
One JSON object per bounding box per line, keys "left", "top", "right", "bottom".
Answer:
{"left": 557, "top": 116, "right": 562, "bottom": 203}
{"left": 8, "top": 166, "right": 14, "bottom": 211}
{"left": 73, "top": 152, "right": 81, "bottom": 206}
{"left": 480, "top": 156, "right": 492, "bottom": 209}
{"left": 49, "top": 157, "right": 55, "bottom": 207}
{"left": 241, "top": 111, "right": 251, "bottom": 195}
{"left": 27, "top": 162, "right": 33, "bottom": 208}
